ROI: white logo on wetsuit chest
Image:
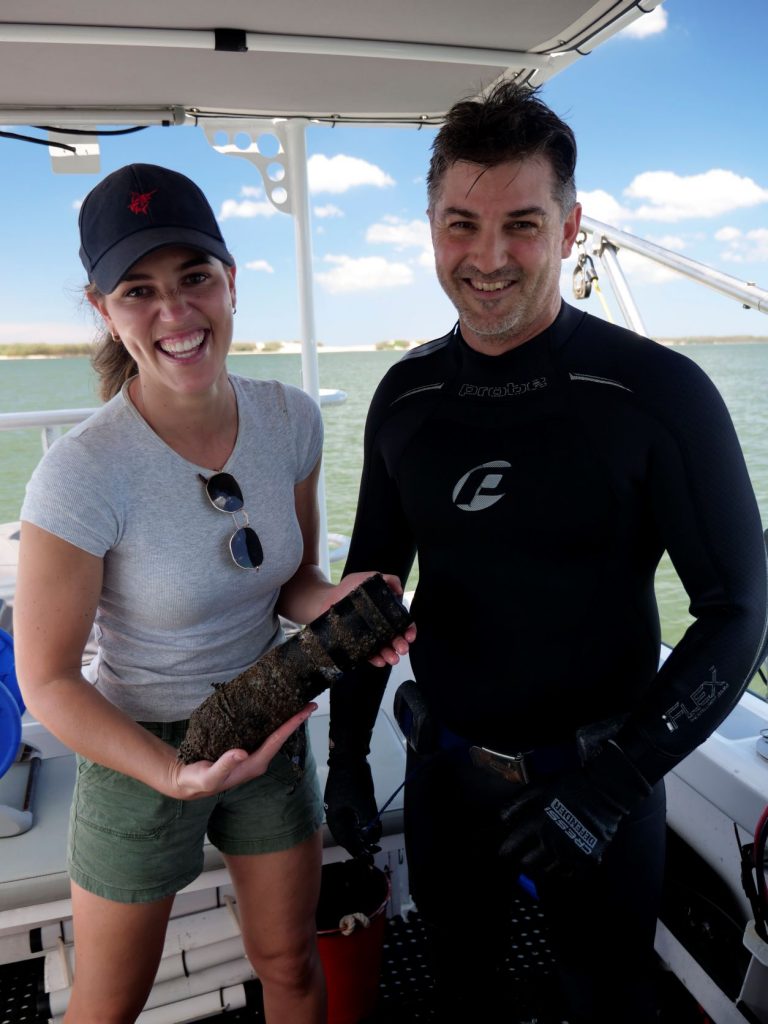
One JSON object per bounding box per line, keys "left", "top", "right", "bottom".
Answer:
{"left": 458, "top": 377, "right": 547, "bottom": 398}
{"left": 452, "top": 461, "right": 511, "bottom": 511}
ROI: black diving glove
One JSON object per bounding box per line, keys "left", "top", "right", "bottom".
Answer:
{"left": 499, "top": 740, "right": 651, "bottom": 879}
{"left": 324, "top": 661, "right": 389, "bottom": 863}
{"left": 324, "top": 756, "right": 382, "bottom": 863}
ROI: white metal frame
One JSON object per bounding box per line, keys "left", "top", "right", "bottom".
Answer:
{"left": 580, "top": 214, "right": 768, "bottom": 334}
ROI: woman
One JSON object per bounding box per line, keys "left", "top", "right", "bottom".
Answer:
{"left": 13, "top": 163, "right": 413, "bottom": 1024}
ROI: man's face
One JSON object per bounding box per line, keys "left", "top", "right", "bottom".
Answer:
{"left": 429, "top": 157, "right": 581, "bottom": 354}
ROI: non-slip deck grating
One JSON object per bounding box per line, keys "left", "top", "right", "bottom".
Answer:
{"left": 0, "top": 956, "right": 44, "bottom": 1024}
{"left": 0, "top": 900, "right": 555, "bottom": 1024}
{"left": 2, "top": 901, "right": 704, "bottom": 1023}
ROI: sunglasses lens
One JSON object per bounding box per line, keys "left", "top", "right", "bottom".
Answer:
{"left": 207, "top": 472, "right": 244, "bottom": 513}
{"left": 230, "top": 526, "right": 264, "bottom": 570}
{"left": 202, "top": 473, "right": 262, "bottom": 570}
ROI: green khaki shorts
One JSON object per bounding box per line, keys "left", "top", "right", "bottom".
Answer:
{"left": 67, "top": 720, "right": 324, "bottom": 904}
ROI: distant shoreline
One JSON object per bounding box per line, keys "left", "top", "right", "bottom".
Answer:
{"left": 1, "top": 337, "right": 767, "bottom": 359}
{"left": 658, "top": 340, "right": 768, "bottom": 348}
{"left": 0, "top": 342, "right": 405, "bottom": 360}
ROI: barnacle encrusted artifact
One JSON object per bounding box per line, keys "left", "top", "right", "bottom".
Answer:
{"left": 177, "top": 574, "right": 412, "bottom": 768}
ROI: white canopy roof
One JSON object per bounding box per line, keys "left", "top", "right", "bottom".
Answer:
{"left": 0, "top": 1, "right": 659, "bottom": 124}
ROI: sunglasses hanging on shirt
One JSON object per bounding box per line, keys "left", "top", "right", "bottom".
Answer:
{"left": 199, "top": 472, "right": 264, "bottom": 570}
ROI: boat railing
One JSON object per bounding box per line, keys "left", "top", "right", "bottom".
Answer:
{"left": 0, "top": 389, "right": 351, "bottom": 564}
{"left": 0, "top": 407, "right": 101, "bottom": 454}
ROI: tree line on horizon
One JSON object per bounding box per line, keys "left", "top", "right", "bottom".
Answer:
{"left": 0, "top": 339, "right": 421, "bottom": 357}
{"left": 2, "top": 335, "right": 767, "bottom": 358}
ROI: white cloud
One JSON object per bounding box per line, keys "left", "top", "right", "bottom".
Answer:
{"left": 245, "top": 259, "right": 274, "bottom": 273}
{"left": 366, "top": 216, "right": 432, "bottom": 252}
{"left": 316, "top": 254, "right": 413, "bottom": 293}
{"left": 219, "top": 184, "right": 278, "bottom": 220}
{"left": 619, "top": 5, "right": 668, "bottom": 39}
{"left": 715, "top": 226, "right": 741, "bottom": 242}
{"left": 366, "top": 216, "right": 435, "bottom": 271}
{"left": 308, "top": 154, "right": 394, "bottom": 194}
{"left": 219, "top": 197, "right": 277, "bottom": 219}
{"left": 578, "top": 189, "right": 633, "bottom": 225}
{"left": 623, "top": 169, "right": 768, "bottom": 222}
{"left": 719, "top": 227, "right": 768, "bottom": 263}
{"left": 314, "top": 204, "right": 344, "bottom": 219}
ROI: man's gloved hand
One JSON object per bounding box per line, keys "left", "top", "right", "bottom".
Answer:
{"left": 499, "top": 740, "right": 651, "bottom": 880}
{"left": 324, "top": 758, "right": 382, "bottom": 863}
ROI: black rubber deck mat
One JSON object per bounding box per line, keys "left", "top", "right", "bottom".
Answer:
{"left": 0, "top": 902, "right": 554, "bottom": 1024}
{"left": 0, "top": 901, "right": 713, "bottom": 1024}
{"left": 0, "top": 954, "right": 42, "bottom": 1024}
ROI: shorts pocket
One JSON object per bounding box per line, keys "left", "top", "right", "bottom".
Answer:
{"left": 264, "top": 722, "right": 312, "bottom": 787}
{"left": 264, "top": 749, "right": 303, "bottom": 787}
{"left": 75, "top": 757, "right": 184, "bottom": 839}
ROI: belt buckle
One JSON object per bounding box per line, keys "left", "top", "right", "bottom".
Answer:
{"left": 469, "top": 745, "right": 529, "bottom": 784}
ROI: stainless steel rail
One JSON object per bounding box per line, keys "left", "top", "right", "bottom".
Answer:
{"left": 580, "top": 215, "right": 768, "bottom": 332}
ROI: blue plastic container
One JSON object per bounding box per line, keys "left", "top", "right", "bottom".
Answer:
{"left": 0, "top": 628, "right": 22, "bottom": 778}
{"left": 0, "top": 628, "right": 22, "bottom": 714}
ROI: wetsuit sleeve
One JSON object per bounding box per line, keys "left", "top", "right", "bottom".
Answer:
{"left": 330, "top": 374, "right": 419, "bottom": 747}
{"left": 615, "top": 361, "right": 767, "bottom": 783}
{"left": 344, "top": 374, "right": 418, "bottom": 587}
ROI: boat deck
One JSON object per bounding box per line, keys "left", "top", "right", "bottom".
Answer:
{"left": 1, "top": 903, "right": 709, "bottom": 1024}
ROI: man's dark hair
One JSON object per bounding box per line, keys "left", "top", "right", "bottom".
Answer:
{"left": 427, "top": 81, "right": 577, "bottom": 214}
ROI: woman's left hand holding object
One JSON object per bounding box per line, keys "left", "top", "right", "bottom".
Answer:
{"left": 168, "top": 702, "right": 318, "bottom": 798}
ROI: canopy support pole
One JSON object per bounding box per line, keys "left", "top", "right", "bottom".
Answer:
{"left": 203, "top": 117, "right": 330, "bottom": 576}
{"left": 284, "top": 118, "right": 331, "bottom": 578}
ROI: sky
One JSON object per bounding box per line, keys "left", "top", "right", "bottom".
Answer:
{"left": 1, "top": 0, "right": 767, "bottom": 348}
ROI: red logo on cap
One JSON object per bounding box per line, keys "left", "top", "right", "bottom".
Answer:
{"left": 128, "top": 189, "right": 157, "bottom": 215}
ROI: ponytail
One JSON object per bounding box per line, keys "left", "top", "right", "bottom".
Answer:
{"left": 85, "top": 284, "right": 138, "bottom": 403}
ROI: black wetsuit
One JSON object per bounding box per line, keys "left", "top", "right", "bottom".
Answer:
{"left": 339, "top": 303, "right": 767, "bottom": 1021}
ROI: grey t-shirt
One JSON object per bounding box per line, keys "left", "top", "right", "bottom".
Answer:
{"left": 21, "top": 373, "right": 323, "bottom": 721}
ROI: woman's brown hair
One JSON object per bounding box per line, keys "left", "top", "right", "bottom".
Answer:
{"left": 86, "top": 284, "right": 138, "bottom": 402}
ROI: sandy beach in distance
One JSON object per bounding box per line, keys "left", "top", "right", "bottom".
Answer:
{"left": 2, "top": 337, "right": 767, "bottom": 360}
{"left": 0, "top": 341, "right": 413, "bottom": 359}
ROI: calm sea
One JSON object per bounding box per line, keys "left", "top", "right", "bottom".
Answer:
{"left": 2, "top": 343, "right": 768, "bottom": 650}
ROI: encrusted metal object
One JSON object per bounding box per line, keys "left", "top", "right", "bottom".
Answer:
{"left": 177, "top": 574, "right": 412, "bottom": 767}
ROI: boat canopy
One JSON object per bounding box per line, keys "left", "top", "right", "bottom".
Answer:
{"left": 0, "top": 1, "right": 659, "bottom": 125}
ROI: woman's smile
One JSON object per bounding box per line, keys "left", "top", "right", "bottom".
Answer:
{"left": 155, "top": 328, "right": 208, "bottom": 360}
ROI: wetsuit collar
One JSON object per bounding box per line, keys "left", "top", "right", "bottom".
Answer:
{"left": 453, "top": 301, "right": 585, "bottom": 364}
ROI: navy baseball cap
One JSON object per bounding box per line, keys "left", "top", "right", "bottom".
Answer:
{"left": 78, "top": 163, "right": 234, "bottom": 294}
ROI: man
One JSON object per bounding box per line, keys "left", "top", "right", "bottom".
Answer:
{"left": 324, "top": 82, "right": 767, "bottom": 1022}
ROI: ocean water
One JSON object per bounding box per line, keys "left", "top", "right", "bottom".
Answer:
{"left": 2, "top": 343, "right": 768, "bottom": 658}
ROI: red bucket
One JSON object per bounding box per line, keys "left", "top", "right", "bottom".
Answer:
{"left": 316, "top": 860, "right": 390, "bottom": 1024}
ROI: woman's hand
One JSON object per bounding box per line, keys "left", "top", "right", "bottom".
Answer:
{"left": 334, "top": 571, "right": 417, "bottom": 668}
{"left": 169, "top": 702, "right": 318, "bottom": 798}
